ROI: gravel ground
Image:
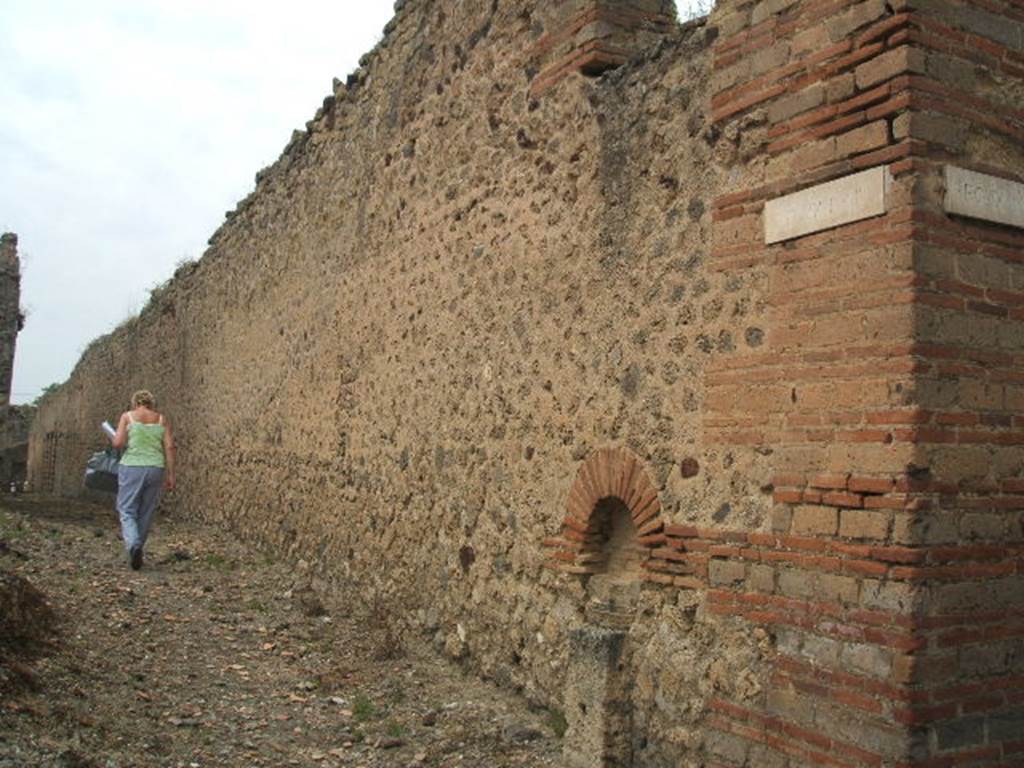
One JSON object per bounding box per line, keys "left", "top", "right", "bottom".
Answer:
{"left": 0, "top": 496, "right": 562, "bottom": 768}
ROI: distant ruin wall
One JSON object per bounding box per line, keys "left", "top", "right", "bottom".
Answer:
{"left": 30, "top": 0, "right": 1024, "bottom": 765}
{"left": 0, "top": 233, "right": 30, "bottom": 488}
{"left": 0, "top": 233, "right": 22, "bottom": 408}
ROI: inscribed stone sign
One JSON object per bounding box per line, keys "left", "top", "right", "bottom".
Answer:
{"left": 944, "top": 166, "right": 1024, "bottom": 230}
{"left": 764, "top": 166, "right": 891, "bottom": 244}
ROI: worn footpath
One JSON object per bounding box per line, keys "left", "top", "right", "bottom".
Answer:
{"left": 0, "top": 496, "right": 562, "bottom": 768}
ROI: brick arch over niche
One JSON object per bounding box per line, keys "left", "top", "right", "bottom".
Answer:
{"left": 543, "top": 446, "right": 664, "bottom": 575}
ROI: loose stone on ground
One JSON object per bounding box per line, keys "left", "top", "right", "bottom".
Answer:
{"left": 0, "top": 497, "right": 560, "bottom": 768}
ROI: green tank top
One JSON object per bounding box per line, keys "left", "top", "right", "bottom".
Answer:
{"left": 121, "top": 420, "right": 166, "bottom": 468}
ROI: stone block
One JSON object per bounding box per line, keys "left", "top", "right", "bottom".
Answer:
{"left": 790, "top": 505, "right": 839, "bottom": 536}
{"left": 750, "top": 42, "right": 792, "bottom": 80}
{"left": 933, "top": 716, "right": 985, "bottom": 751}
{"left": 957, "top": 250, "right": 1012, "bottom": 290}
{"left": 826, "top": 72, "right": 855, "bottom": 102}
{"left": 835, "top": 120, "right": 889, "bottom": 159}
{"left": 775, "top": 627, "right": 803, "bottom": 657}
{"left": 814, "top": 701, "right": 911, "bottom": 758}
{"left": 929, "top": 446, "right": 995, "bottom": 486}
{"left": 563, "top": 627, "right": 631, "bottom": 768}
{"left": 894, "top": 112, "right": 966, "bottom": 151}
{"left": 788, "top": 136, "right": 838, "bottom": 174}
{"left": 989, "top": 707, "right": 1024, "bottom": 742}
{"left": 747, "top": 563, "right": 775, "bottom": 593}
{"left": 792, "top": 25, "right": 830, "bottom": 56}
{"left": 912, "top": 651, "right": 959, "bottom": 687}
{"left": 771, "top": 504, "right": 793, "bottom": 533}
{"left": 768, "top": 84, "right": 825, "bottom": 125}
{"left": 767, "top": 684, "right": 815, "bottom": 726}
{"left": 818, "top": 573, "right": 859, "bottom": 605}
{"left": 854, "top": 46, "right": 926, "bottom": 90}
{"left": 957, "top": 3, "right": 1022, "bottom": 49}
{"left": 764, "top": 166, "right": 892, "bottom": 244}
{"left": 992, "top": 576, "right": 1024, "bottom": 609}
{"left": 841, "top": 642, "right": 892, "bottom": 679}
{"left": 840, "top": 509, "right": 890, "bottom": 540}
{"left": 944, "top": 166, "right": 1024, "bottom": 231}
{"left": 709, "top": 558, "right": 746, "bottom": 586}
{"left": 747, "top": 744, "right": 788, "bottom": 768}
{"left": 778, "top": 569, "right": 816, "bottom": 600}
{"left": 861, "top": 579, "right": 916, "bottom": 614}
{"left": 802, "top": 633, "right": 841, "bottom": 666}
{"left": 961, "top": 640, "right": 1013, "bottom": 677}
{"left": 960, "top": 513, "right": 1006, "bottom": 540}
{"left": 705, "top": 730, "right": 749, "bottom": 763}
{"left": 825, "top": 0, "right": 887, "bottom": 42}
{"left": 930, "top": 581, "right": 997, "bottom": 615}
{"left": 715, "top": 8, "right": 751, "bottom": 40}
{"left": 751, "top": 0, "right": 799, "bottom": 26}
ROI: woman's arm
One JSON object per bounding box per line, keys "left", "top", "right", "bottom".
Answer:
{"left": 111, "top": 412, "right": 129, "bottom": 450}
{"left": 163, "top": 417, "right": 176, "bottom": 490}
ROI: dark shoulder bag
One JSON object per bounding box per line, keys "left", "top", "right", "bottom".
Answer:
{"left": 84, "top": 448, "right": 120, "bottom": 493}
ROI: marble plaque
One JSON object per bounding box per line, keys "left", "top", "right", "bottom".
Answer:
{"left": 764, "top": 166, "right": 891, "bottom": 244}
{"left": 944, "top": 166, "right": 1024, "bottom": 230}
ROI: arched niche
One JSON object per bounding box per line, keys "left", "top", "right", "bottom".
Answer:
{"left": 544, "top": 447, "right": 664, "bottom": 592}
{"left": 590, "top": 496, "right": 644, "bottom": 582}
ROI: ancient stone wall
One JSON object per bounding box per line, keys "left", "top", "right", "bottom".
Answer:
{"left": 0, "top": 233, "right": 22, "bottom": 407}
{"left": 0, "top": 405, "right": 33, "bottom": 489}
{"left": 0, "top": 233, "right": 31, "bottom": 488}
{"left": 29, "top": 0, "right": 1024, "bottom": 765}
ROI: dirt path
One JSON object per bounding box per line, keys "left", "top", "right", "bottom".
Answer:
{"left": 0, "top": 497, "right": 561, "bottom": 768}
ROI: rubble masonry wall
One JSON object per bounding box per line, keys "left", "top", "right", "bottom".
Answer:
{"left": 29, "top": 1, "right": 1024, "bottom": 764}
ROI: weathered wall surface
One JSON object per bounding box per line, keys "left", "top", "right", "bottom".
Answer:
{"left": 30, "top": 4, "right": 751, "bottom": 761}
{"left": 0, "top": 233, "right": 31, "bottom": 488}
{"left": 0, "top": 233, "right": 21, "bottom": 409}
{"left": 0, "top": 405, "right": 33, "bottom": 488}
{"left": 29, "top": 0, "right": 1024, "bottom": 765}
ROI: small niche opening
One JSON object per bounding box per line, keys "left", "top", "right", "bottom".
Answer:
{"left": 579, "top": 59, "right": 618, "bottom": 78}
{"left": 591, "top": 497, "right": 643, "bottom": 583}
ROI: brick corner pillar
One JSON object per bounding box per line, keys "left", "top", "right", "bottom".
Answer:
{"left": 703, "top": 0, "right": 1024, "bottom": 765}
{"left": 0, "top": 232, "right": 21, "bottom": 408}
{"left": 528, "top": 0, "right": 677, "bottom": 96}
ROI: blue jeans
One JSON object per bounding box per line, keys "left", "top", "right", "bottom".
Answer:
{"left": 116, "top": 465, "right": 165, "bottom": 553}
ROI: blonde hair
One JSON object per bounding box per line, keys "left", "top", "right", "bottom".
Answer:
{"left": 131, "top": 390, "right": 156, "bottom": 409}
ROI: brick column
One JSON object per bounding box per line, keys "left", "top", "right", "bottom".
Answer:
{"left": 0, "top": 233, "right": 22, "bottom": 408}
{"left": 895, "top": 0, "right": 1024, "bottom": 761}
{"left": 701, "top": 0, "right": 1024, "bottom": 765}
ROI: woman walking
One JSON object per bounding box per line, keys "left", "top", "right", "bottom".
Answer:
{"left": 111, "top": 390, "right": 176, "bottom": 570}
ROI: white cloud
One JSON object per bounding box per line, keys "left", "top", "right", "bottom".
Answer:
{"left": 1, "top": 0, "right": 394, "bottom": 403}
{"left": 1, "top": 0, "right": 712, "bottom": 404}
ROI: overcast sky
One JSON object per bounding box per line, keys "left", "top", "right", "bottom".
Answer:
{"left": 1, "top": 1, "right": 704, "bottom": 405}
